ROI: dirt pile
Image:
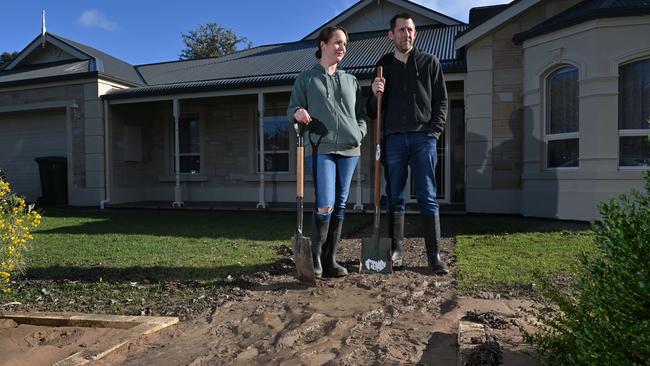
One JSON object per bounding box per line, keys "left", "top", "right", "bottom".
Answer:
{"left": 101, "top": 235, "right": 459, "bottom": 365}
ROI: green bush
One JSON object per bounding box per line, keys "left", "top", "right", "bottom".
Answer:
{"left": 0, "top": 179, "right": 41, "bottom": 293}
{"left": 526, "top": 172, "right": 650, "bottom": 365}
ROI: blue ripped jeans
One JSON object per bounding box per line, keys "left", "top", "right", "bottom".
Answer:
{"left": 383, "top": 132, "right": 439, "bottom": 215}
{"left": 306, "top": 153, "right": 359, "bottom": 222}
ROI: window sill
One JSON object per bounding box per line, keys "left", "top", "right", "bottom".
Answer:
{"left": 522, "top": 170, "right": 646, "bottom": 180}
{"left": 618, "top": 166, "right": 650, "bottom": 171}
{"left": 158, "top": 175, "right": 209, "bottom": 182}
{"left": 229, "top": 173, "right": 311, "bottom": 182}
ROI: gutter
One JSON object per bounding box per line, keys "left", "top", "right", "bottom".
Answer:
{"left": 0, "top": 71, "right": 144, "bottom": 89}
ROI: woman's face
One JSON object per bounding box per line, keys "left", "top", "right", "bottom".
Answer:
{"left": 320, "top": 29, "right": 347, "bottom": 64}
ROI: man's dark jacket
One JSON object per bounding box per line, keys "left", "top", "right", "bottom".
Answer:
{"left": 367, "top": 48, "right": 448, "bottom": 138}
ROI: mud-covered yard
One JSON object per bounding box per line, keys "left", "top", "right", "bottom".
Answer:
{"left": 1, "top": 213, "right": 569, "bottom": 365}
{"left": 86, "top": 222, "right": 540, "bottom": 366}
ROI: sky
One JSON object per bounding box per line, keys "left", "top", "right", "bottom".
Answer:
{"left": 1, "top": 0, "right": 510, "bottom": 66}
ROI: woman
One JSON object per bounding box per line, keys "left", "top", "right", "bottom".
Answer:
{"left": 287, "top": 26, "right": 368, "bottom": 278}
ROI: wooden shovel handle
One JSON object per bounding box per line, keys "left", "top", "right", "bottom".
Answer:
{"left": 374, "top": 66, "right": 383, "bottom": 207}
{"left": 296, "top": 145, "right": 304, "bottom": 198}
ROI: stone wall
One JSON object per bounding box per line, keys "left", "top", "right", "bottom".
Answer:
{"left": 203, "top": 95, "right": 257, "bottom": 182}
{"left": 490, "top": 0, "right": 581, "bottom": 190}
{"left": 464, "top": 0, "right": 582, "bottom": 213}
{"left": 520, "top": 15, "right": 650, "bottom": 220}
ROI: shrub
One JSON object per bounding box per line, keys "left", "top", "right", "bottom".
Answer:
{"left": 0, "top": 179, "right": 41, "bottom": 293}
{"left": 526, "top": 171, "right": 650, "bottom": 365}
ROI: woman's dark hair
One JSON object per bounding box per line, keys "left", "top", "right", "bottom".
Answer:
{"left": 315, "top": 26, "right": 349, "bottom": 59}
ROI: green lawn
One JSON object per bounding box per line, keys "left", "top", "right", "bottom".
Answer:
{"left": 26, "top": 209, "right": 288, "bottom": 281}
{"left": 1, "top": 209, "right": 598, "bottom": 316}
{"left": 23, "top": 209, "right": 369, "bottom": 281}
{"left": 0, "top": 209, "right": 369, "bottom": 317}
{"left": 453, "top": 217, "right": 597, "bottom": 296}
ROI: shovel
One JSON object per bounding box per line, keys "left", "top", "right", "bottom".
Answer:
{"left": 360, "top": 66, "right": 392, "bottom": 274}
{"left": 292, "top": 123, "right": 316, "bottom": 285}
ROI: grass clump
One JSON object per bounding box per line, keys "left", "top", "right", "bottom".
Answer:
{"left": 456, "top": 230, "right": 594, "bottom": 296}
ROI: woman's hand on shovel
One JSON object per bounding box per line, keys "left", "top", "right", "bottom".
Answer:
{"left": 293, "top": 108, "right": 312, "bottom": 125}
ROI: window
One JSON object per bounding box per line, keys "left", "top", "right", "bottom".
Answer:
{"left": 619, "top": 58, "right": 650, "bottom": 168}
{"left": 258, "top": 115, "right": 290, "bottom": 172}
{"left": 173, "top": 114, "right": 200, "bottom": 174}
{"left": 546, "top": 66, "right": 579, "bottom": 168}
{"left": 258, "top": 92, "right": 292, "bottom": 173}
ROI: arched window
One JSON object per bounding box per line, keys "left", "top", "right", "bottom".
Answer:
{"left": 545, "top": 66, "right": 579, "bottom": 168}
{"left": 619, "top": 58, "right": 650, "bottom": 168}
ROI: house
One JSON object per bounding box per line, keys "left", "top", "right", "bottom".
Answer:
{"left": 458, "top": 0, "right": 650, "bottom": 219}
{"left": 0, "top": 0, "right": 648, "bottom": 221}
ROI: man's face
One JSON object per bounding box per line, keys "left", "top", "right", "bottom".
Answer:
{"left": 320, "top": 30, "right": 347, "bottom": 64}
{"left": 389, "top": 17, "right": 416, "bottom": 54}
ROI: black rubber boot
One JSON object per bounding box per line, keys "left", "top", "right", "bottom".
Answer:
{"left": 322, "top": 217, "right": 348, "bottom": 277}
{"left": 390, "top": 212, "right": 405, "bottom": 268}
{"left": 311, "top": 216, "right": 330, "bottom": 278}
{"left": 422, "top": 213, "right": 449, "bottom": 274}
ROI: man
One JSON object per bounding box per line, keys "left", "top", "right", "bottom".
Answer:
{"left": 368, "top": 12, "right": 448, "bottom": 274}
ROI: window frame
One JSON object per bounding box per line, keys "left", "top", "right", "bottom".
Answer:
{"left": 172, "top": 113, "right": 202, "bottom": 175}
{"left": 618, "top": 57, "right": 650, "bottom": 170}
{"left": 257, "top": 114, "right": 291, "bottom": 173}
{"left": 543, "top": 65, "right": 580, "bottom": 170}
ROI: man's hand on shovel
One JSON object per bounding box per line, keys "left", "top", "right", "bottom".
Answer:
{"left": 371, "top": 76, "right": 385, "bottom": 97}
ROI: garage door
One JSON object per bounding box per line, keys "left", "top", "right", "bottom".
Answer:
{"left": 0, "top": 110, "right": 67, "bottom": 202}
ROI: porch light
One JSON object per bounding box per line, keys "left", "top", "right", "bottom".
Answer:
{"left": 70, "top": 101, "right": 81, "bottom": 119}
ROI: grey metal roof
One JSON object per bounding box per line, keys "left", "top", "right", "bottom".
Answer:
{"left": 0, "top": 60, "right": 91, "bottom": 84}
{"left": 0, "top": 33, "right": 144, "bottom": 87}
{"left": 454, "top": 0, "right": 520, "bottom": 42}
{"left": 513, "top": 0, "right": 650, "bottom": 44}
{"left": 105, "top": 24, "right": 468, "bottom": 100}
{"left": 468, "top": 3, "right": 511, "bottom": 27}
{"left": 51, "top": 34, "right": 145, "bottom": 85}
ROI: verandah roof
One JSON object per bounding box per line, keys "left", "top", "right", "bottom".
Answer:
{"left": 103, "top": 24, "right": 468, "bottom": 100}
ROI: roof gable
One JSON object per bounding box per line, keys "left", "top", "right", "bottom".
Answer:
{"left": 15, "top": 43, "right": 78, "bottom": 66}
{"left": 5, "top": 33, "right": 92, "bottom": 70}
{"left": 2, "top": 32, "right": 144, "bottom": 86}
{"left": 303, "top": 0, "right": 463, "bottom": 40}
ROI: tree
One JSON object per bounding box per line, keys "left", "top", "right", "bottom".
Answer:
{"left": 179, "top": 23, "right": 251, "bottom": 60}
{"left": 0, "top": 51, "right": 19, "bottom": 70}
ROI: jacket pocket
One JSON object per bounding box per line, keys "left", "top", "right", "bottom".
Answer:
{"left": 351, "top": 127, "right": 363, "bottom": 147}
{"left": 340, "top": 127, "right": 361, "bottom": 147}
{"left": 337, "top": 120, "right": 362, "bottom": 148}
{"left": 413, "top": 72, "right": 432, "bottom": 123}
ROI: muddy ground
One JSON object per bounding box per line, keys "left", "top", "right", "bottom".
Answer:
{"left": 0, "top": 319, "right": 132, "bottom": 366}
{"left": 81, "top": 219, "right": 541, "bottom": 366}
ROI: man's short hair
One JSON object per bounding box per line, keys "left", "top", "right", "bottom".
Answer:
{"left": 390, "top": 12, "right": 413, "bottom": 32}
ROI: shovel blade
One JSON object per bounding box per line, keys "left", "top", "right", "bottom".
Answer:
{"left": 292, "top": 233, "right": 316, "bottom": 285}
{"left": 360, "top": 235, "right": 393, "bottom": 274}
